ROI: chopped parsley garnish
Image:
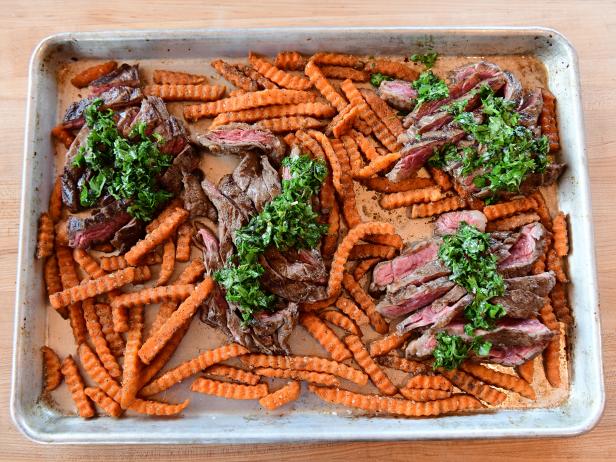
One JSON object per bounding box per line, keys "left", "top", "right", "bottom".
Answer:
{"left": 370, "top": 72, "right": 393, "bottom": 87}
{"left": 411, "top": 70, "right": 449, "bottom": 108}
{"left": 72, "top": 99, "right": 172, "bottom": 221}
{"left": 410, "top": 52, "right": 438, "bottom": 68}
{"left": 433, "top": 332, "right": 492, "bottom": 370}
{"left": 214, "top": 155, "right": 328, "bottom": 324}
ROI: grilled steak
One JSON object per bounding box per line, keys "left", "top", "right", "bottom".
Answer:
{"left": 67, "top": 200, "right": 132, "bottom": 248}
{"left": 110, "top": 218, "right": 143, "bottom": 254}
{"left": 434, "top": 210, "right": 487, "bottom": 235}
{"left": 376, "top": 276, "right": 455, "bottom": 318}
{"left": 182, "top": 171, "right": 217, "bottom": 221}
{"left": 377, "top": 79, "right": 418, "bottom": 111}
{"left": 491, "top": 289, "right": 546, "bottom": 318}
{"left": 489, "top": 230, "right": 520, "bottom": 263}
{"left": 232, "top": 152, "right": 281, "bottom": 212}
{"left": 517, "top": 162, "right": 565, "bottom": 196}
{"left": 61, "top": 126, "right": 90, "bottom": 212}
{"left": 218, "top": 174, "right": 257, "bottom": 220}
{"left": 397, "top": 287, "right": 470, "bottom": 333}
{"left": 448, "top": 61, "right": 503, "bottom": 85}
{"left": 385, "top": 259, "right": 451, "bottom": 295}
{"left": 160, "top": 145, "right": 201, "bottom": 194}
{"left": 248, "top": 302, "right": 299, "bottom": 354}
{"left": 502, "top": 70, "right": 523, "bottom": 106}
{"left": 63, "top": 87, "right": 144, "bottom": 128}
{"left": 263, "top": 247, "right": 328, "bottom": 285}
{"left": 89, "top": 63, "right": 141, "bottom": 92}
{"left": 116, "top": 107, "right": 140, "bottom": 137}
{"left": 504, "top": 272, "right": 556, "bottom": 297}
{"left": 517, "top": 89, "right": 544, "bottom": 132}
{"left": 195, "top": 224, "right": 223, "bottom": 273}
{"left": 498, "top": 222, "right": 547, "bottom": 276}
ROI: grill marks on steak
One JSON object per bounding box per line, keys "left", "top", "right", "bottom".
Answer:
{"left": 498, "top": 222, "right": 547, "bottom": 276}
{"left": 377, "top": 79, "right": 418, "bottom": 111}
{"left": 67, "top": 200, "right": 132, "bottom": 249}
{"left": 63, "top": 86, "right": 144, "bottom": 129}
{"left": 89, "top": 64, "right": 141, "bottom": 92}
{"left": 129, "top": 96, "right": 188, "bottom": 155}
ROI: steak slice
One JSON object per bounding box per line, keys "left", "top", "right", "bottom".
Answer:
{"left": 182, "top": 171, "right": 217, "bottom": 221}
{"left": 263, "top": 247, "right": 328, "bottom": 285}
{"left": 448, "top": 61, "right": 503, "bottom": 85}
{"left": 129, "top": 96, "right": 188, "bottom": 155}
{"left": 218, "top": 174, "right": 257, "bottom": 220}
{"left": 194, "top": 224, "right": 223, "bottom": 273}
{"left": 498, "top": 222, "right": 547, "bottom": 276}
{"left": 397, "top": 287, "right": 470, "bottom": 333}
{"left": 259, "top": 253, "right": 327, "bottom": 303}
{"left": 89, "top": 63, "right": 141, "bottom": 92}
{"left": 502, "top": 70, "right": 523, "bottom": 106}
{"left": 61, "top": 126, "right": 90, "bottom": 212}
{"left": 517, "top": 89, "right": 544, "bottom": 133}
{"left": 385, "top": 259, "right": 451, "bottom": 295}
{"left": 160, "top": 145, "right": 201, "bottom": 194}
{"left": 116, "top": 107, "right": 140, "bottom": 137}
{"left": 249, "top": 302, "right": 299, "bottom": 354}
{"left": 504, "top": 272, "right": 556, "bottom": 297}
{"left": 193, "top": 123, "right": 285, "bottom": 166}
{"left": 110, "top": 218, "right": 143, "bottom": 254}
{"left": 377, "top": 79, "right": 418, "bottom": 111}
{"left": 67, "top": 200, "right": 132, "bottom": 248}
{"left": 517, "top": 162, "right": 565, "bottom": 196}
{"left": 232, "top": 152, "right": 281, "bottom": 212}
{"left": 434, "top": 210, "right": 487, "bottom": 236}
{"left": 376, "top": 276, "right": 455, "bottom": 318}
{"left": 491, "top": 289, "right": 546, "bottom": 318}
{"left": 489, "top": 230, "right": 520, "bottom": 263}
{"left": 62, "top": 87, "right": 144, "bottom": 128}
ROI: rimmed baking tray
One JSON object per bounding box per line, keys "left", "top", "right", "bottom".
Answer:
{"left": 11, "top": 27, "right": 604, "bottom": 444}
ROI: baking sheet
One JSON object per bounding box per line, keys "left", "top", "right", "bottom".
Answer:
{"left": 11, "top": 27, "right": 604, "bottom": 443}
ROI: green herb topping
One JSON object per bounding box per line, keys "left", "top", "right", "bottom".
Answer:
{"left": 411, "top": 70, "right": 449, "bottom": 108}
{"left": 214, "top": 154, "right": 328, "bottom": 324}
{"left": 72, "top": 100, "right": 172, "bottom": 221}
{"left": 370, "top": 72, "right": 393, "bottom": 87}
{"left": 410, "top": 52, "right": 438, "bottom": 69}
{"left": 433, "top": 332, "right": 492, "bottom": 370}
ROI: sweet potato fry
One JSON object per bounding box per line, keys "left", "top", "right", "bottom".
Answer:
{"left": 228, "top": 88, "right": 247, "bottom": 97}
{"left": 529, "top": 190, "right": 552, "bottom": 230}
{"left": 540, "top": 302, "right": 559, "bottom": 331}
{"left": 254, "top": 367, "right": 340, "bottom": 387}
{"left": 327, "top": 105, "right": 360, "bottom": 138}
{"left": 356, "top": 152, "right": 401, "bottom": 178}
{"left": 364, "top": 59, "right": 418, "bottom": 82}
{"left": 353, "top": 257, "right": 380, "bottom": 281}
{"left": 205, "top": 364, "right": 261, "bottom": 386}
{"left": 547, "top": 249, "right": 568, "bottom": 283}
{"left": 121, "top": 305, "right": 144, "bottom": 409}
{"left": 44, "top": 256, "right": 63, "bottom": 299}
{"left": 321, "top": 65, "right": 369, "bottom": 81}
{"left": 259, "top": 381, "right": 301, "bottom": 410}
{"left": 283, "top": 132, "right": 298, "bottom": 147}
{"left": 83, "top": 299, "right": 122, "bottom": 379}
{"left": 61, "top": 355, "right": 95, "bottom": 418}
{"left": 304, "top": 60, "right": 348, "bottom": 112}
{"left": 191, "top": 377, "right": 268, "bottom": 399}
{"left": 71, "top": 61, "right": 117, "bottom": 88}
{"left": 349, "top": 244, "right": 395, "bottom": 260}
{"left": 544, "top": 335, "right": 562, "bottom": 388}
{"left": 551, "top": 282, "right": 572, "bottom": 326}
{"left": 376, "top": 355, "right": 430, "bottom": 374}
{"left": 483, "top": 196, "right": 538, "bottom": 221}
{"left": 241, "top": 64, "right": 279, "bottom": 90}
{"left": 50, "top": 267, "right": 137, "bottom": 309}
{"left": 210, "top": 59, "right": 258, "bottom": 91}
{"left": 363, "top": 233, "right": 404, "bottom": 249}
{"left": 331, "top": 138, "right": 362, "bottom": 228}
{"left": 342, "top": 273, "right": 389, "bottom": 335}
{"left": 516, "top": 358, "right": 535, "bottom": 383}
{"left": 300, "top": 293, "right": 339, "bottom": 311}
{"left": 428, "top": 166, "right": 453, "bottom": 192}
{"left": 351, "top": 130, "right": 380, "bottom": 161}
{"left": 111, "top": 305, "right": 129, "bottom": 333}
{"left": 155, "top": 239, "right": 175, "bottom": 286}
{"left": 309, "top": 385, "right": 483, "bottom": 417}
{"left": 460, "top": 362, "right": 536, "bottom": 400}
{"left": 360, "top": 88, "right": 404, "bottom": 137}
{"left": 56, "top": 245, "right": 80, "bottom": 309}
{"left": 145, "top": 198, "right": 183, "bottom": 233}
{"left": 552, "top": 212, "right": 569, "bottom": 257}
{"left": 211, "top": 102, "right": 336, "bottom": 127}
{"left": 183, "top": 89, "right": 316, "bottom": 121}
{"left": 319, "top": 310, "right": 361, "bottom": 335}
{"left": 72, "top": 248, "right": 105, "bottom": 279}
{"left": 405, "top": 374, "right": 453, "bottom": 391}
{"left": 380, "top": 186, "right": 444, "bottom": 209}
{"left": 249, "top": 53, "right": 312, "bottom": 90}
{"left": 309, "top": 130, "right": 343, "bottom": 195}
{"left": 84, "top": 387, "right": 122, "bottom": 417}
{"left": 312, "top": 52, "right": 363, "bottom": 68}
{"left": 321, "top": 199, "right": 340, "bottom": 257}
{"left": 300, "top": 312, "right": 352, "bottom": 362}
{"left": 129, "top": 398, "right": 190, "bottom": 416}
{"left": 440, "top": 369, "right": 507, "bottom": 405}
{"left": 111, "top": 284, "right": 194, "bottom": 310}
{"left": 51, "top": 125, "right": 75, "bottom": 148}
{"left": 361, "top": 176, "right": 434, "bottom": 193}
{"left": 399, "top": 388, "right": 451, "bottom": 401}
{"left": 295, "top": 129, "right": 326, "bottom": 159}
{"left": 143, "top": 84, "right": 226, "bottom": 102}
{"left": 68, "top": 302, "right": 88, "bottom": 345}
{"left": 341, "top": 134, "right": 364, "bottom": 174}
{"left": 411, "top": 195, "right": 467, "bottom": 218}
{"left": 327, "top": 221, "right": 395, "bottom": 297}
{"left": 48, "top": 177, "right": 63, "bottom": 223}
{"left": 540, "top": 88, "right": 560, "bottom": 152}
{"left": 99, "top": 255, "right": 129, "bottom": 271}
{"left": 531, "top": 254, "right": 547, "bottom": 274}
{"left": 153, "top": 69, "right": 207, "bottom": 85}
{"left": 41, "top": 346, "right": 62, "bottom": 392}
{"left": 335, "top": 296, "right": 370, "bottom": 326}
{"left": 486, "top": 212, "right": 540, "bottom": 232}
{"left": 126, "top": 208, "right": 188, "bottom": 265}
{"left": 256, "top": 116, "right": 326, "bottom": 133}
{"left": 240, "top": 354, "right": 368, "bottom": 386}
{"left": 91, "top": 242, "right": 115, "bottom": 253}
{"left": 368, "top": 332, "right": 412, "bottom": 357}
{"left": 174, "top": 222, "right": 192, "bottom": 262}
{"left": 275, "top": 51, "right": 308, "bottom": 70}
{"left": 36, "top": 213, "right": 54, "bottom": 259}
{"left": 94, "top": 303, "right": 125, "bottom": 357}
{"left": 343, "top": 334, "right": 397, "bottom": 395}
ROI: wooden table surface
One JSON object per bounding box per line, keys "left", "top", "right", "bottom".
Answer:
{"left": 1, "top": 1, "right": 615, "bottom": 460}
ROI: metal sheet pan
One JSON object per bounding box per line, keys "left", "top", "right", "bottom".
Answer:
{"left": 11, "top": 27, "right": 604, "bottom": 444}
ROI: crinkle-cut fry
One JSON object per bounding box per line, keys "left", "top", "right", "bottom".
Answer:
{"left": 340, "top": 135, "right": 364, "bottom": 175}
{"left": 84, "top": 387, "right": 122, "bottom": 417}
{"left": 376, "top": 355, "right": 430, "bottom": 374}
{"left": 72, "top": 248, "right": 105, "bottom": 279}
{"left": 342, "top": 273, "right": 389, "bottom": 335}
{"left": 100, "top": 253, "right": 161, "bottom": 271}
{"left": 360, "top": 88, "right": 404, "bottom": 137}
{"left": 341, "top": 80, "right": 402, "bottom": 152}
{"left": 309, "top": 130, "right": 343, "bottom": 195}
{"left": 210, "top": 59, "right": 258, "bottom": 91}
{"left": 153, "top": 69, "right": 207, "bottom": 85}
{"left": 68, "top": 303, "right": 88, "bottom": 345}
{"left": 295, "top": 130, "right": 326, "bottom": 159}
{"left": 255, "top": 367, "right": 340, "bottom": 387}
{"left": 50, "top": 267, "right": 137, "bottom": 309}
{"left": 241, "top": 354, "right": 369, "bottom": 386}
{"left": 319, "top": 310, "right": 361, "bottom": 335}
{"left": 405, "top": 374, "right": 453, "bottom": 391}
{"left": 300, "top": 293, "right": 339, "bottom": 311}
{"left": 365, "top": 59, "right": 419, "bottom": 82}
{"left": 48, "top": 176, "right": 63, "bottom": 223}
{"left": 312, "top": 52, "right": 363, "bottom": 69}
{"left": 400, "top": 388, "right": 452, "bottom": 401}
{"left": 550, "top": 282, "right": 572, "bottom": 326}
{"left": 516, "top": 358, "right": 535, "bottom": 383}
{"left": 380, "top": 186, "right": 444, "bottom": 209}
{"left": 149, "top": 302, "right": 178, "bottom": 338}
{"left": 461, "top": 362, "right": 536, "bottom": 400}
{"left": 275, "top": 51, "right": 307, "bottom": 70}
{"left": 44, "top": 256, "right": 63, "bottom": 299}
{"left": 349, "top": 244, "right": 395, "bottom": 260}
{"left": 51, "top": 125, "right": 75, "bottom": 148}
{"left": 36, "top": 213, "right": 54, "bottom": 259}
{"left": 241, "top": 64, "right": 279, "bottom": 90}
{"left": 143, "top": 84, "right": 226, "bottom": 102}
{"left": 121, "top": 305, "right": 144, "bottom": 409}
{"left": 351, "top": 130, "right": 379, "bottom": 162}
{"left": 331, "top": 138, "right": 362, "bottom": 228}
{"left": 428, "top": 166, "right": 453, "bottom": 192}
{"left": 82, "top": 299, "right": 122, "bottom": 379}
{"left": 133, "top": 265, "right": 152, "bottom": 283}
{"left": 228, "top": 88, "right": 247, "bottom": 97}
{"left": 321, "top": 65, "right": 369, "bottom": 81}
{"left": 256, "top": 116, "right": 326, "bottom": 133}
{"left": 249, "top": 53, "right": 312, "bottom": 90}
{"left": 547, "top": 249, "right": 568, "bottom": 283}
{"left": 552, "top": 212, "right": 569, "bottom": 257}
{"left": 191, "top": 377, "right": 268, "bottom": 399}
{"left": 56, "top": 245, "right": 79, "bottom": 314}
{"left": 41, "top": 346, "right": 62, "bottom": 392}
{"left": 259, "top": 381, "right": 301, "bottom": 410}
{"left": 362, "top": 176, "right": 434, "bottom": 193}
{"left": 356, "top": 152, "right": 401, "bottom": 178}
{"left": 304, "top": 60, "right": 348, "bottom": 112}
{"left": 327, "top": 105, "right": 360, "bottom": 138}
{"left": 183, "top": 89, "right": 316, "bottom": 121}
{"left": 540, "top": 301, "right": 559, "bottom": 331}
{"left": 130, "top": 398, "right": 190, "bottom": 416}
{"left": 411, "top": 195, "right": 467, "bottom": 218}
{"left": 321, "top": 200, "right": 340, "bottom": 258}
{"left": 343, "top": 334, "right": 397, "bottom": 395}
{"left": 211, "top": 102, "right": 336, "bottom": 128}
{"left": 146, "top": 198, "right": 183, "bottom": 233}
{"left": 540, "top": 88, "right": 560, "bottom": 152}
{"left": 309, "top": 385, "right": 483, "bottom": 416}
{"left": 369, "top": 332, "right": 412, "bottom": 357}
{"left": 111, "top": 304, "right": 129, "bottom": 333}
{"left": 95, "top": 303, "right": 125, "bottom": 357}
{"left": 140, "top": 343, "right": 249, "bottom": 395}
{"left": 440, "top": 369, "right": 507, "bottom": 405}
{"left": 529, "top": 190, "right": 552, "bottom": 230}
{"left": 327, "top": 221, "right": 395, "bottom": 297}
{"left": 543, "top": 336, "right": 562, "bottom": 388}
{"left": 335, "top": 296, "right": 370, "bottom": 326}
{"left": 353, "top": 257, "right": 380, "bottom": 282}
{"left": 156, "top": 239, "right": 175, "bottom": 286}
{"left": 532, "top": 254, "right": 546, "bottom": 274}
{"left": 110, "top": 284, "right": 194, "bottom": 310}
{"left": 71, "top": 61, "right": 117, "bottom": 88}
{"left": 175, "top": 222, "right": 192, "bottom": 262}
{"left": 126, "top": 208, "right": 188, "bottom": 265}
{"left": 486, "top": 212, "right": 540, "bottom": 232}
{"left": 283, "top": 132, "right": 298, "bottom": 147}
{"left": 61, "top": 355, "right": 95, "bottom": 418}
{"left": 483, "top": 196, "right": 537, "bottom": 221}
{"left": 364, "top": 233, "right": 404, "bottom": 249}
{"left": 300, "top": 312, "right": 352, "bottom": 362}
{"left": 354, "top": 117, "right": 373, "bottom": 136}
{"left": 205, "top": 365, "right": 261, "bottom": 386}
